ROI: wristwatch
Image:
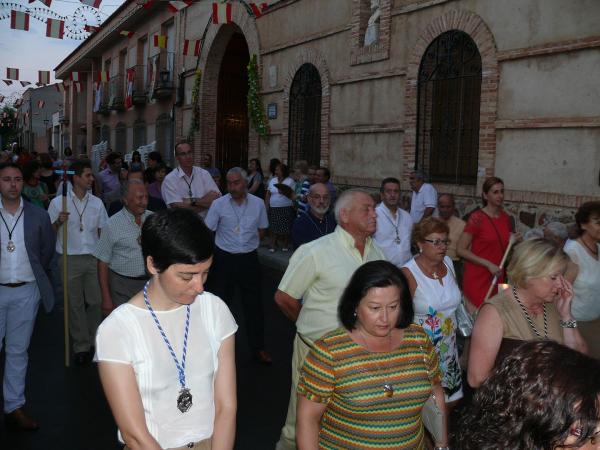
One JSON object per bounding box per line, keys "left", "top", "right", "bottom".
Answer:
{"left": 559, "top": 319, "right": 578, "bottom": 328}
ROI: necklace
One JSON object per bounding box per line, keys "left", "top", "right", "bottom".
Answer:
{"left": 0, "top": 207, "right": 24, "bottom": 253}
{"left": 182, "top": 172, "right": 194, "bottom": 199}
{"left": 305, "top": 211, "right": 329, "bottom": 237}
{"left": 71, "top": 194, "right": 89, "bottom": 232}
{"left": 358, "top": 328, "right": 395, "bottom": 397}
{"left": 416, "top": 256, "right": 443, "bottom": 280}
{"left": 229, "top": 197, "right": 248, "bottom": 234}
{"left": 143, "top": 281, "right": 193, "bottom": 413}
{"left": 579, "top": 237, "right": 599, "bottom": 256}
{"left": 512, "top": 287, "right": 547, "bottom": 339}
{"left": 382, "top": 207, "right": 402, "bottom": 244}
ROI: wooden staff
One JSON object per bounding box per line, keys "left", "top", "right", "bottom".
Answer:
{"left": 56, "top": 164, "right": 73, "bottom": 367}
{"left": 482, "top": 233, "right": 518, "bottom": 304}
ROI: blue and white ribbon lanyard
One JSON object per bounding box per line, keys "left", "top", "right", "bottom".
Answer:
{"left": 143, "top": 280, "right": 193, "bottom": 413}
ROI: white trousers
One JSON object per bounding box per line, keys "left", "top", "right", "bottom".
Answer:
{"left": 0, "top": 282, "right": 40, "bottom": 413}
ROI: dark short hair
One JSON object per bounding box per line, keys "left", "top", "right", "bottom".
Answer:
{"left": 380, "top": 177, "right": 400, "bottom": 192}
{"left": 575, "top": 201, "right": 600, "bottom": 236}
{"left": 338, "top": 261, "right": 413, "bottom": 330}
{"left": 269, "top": 158, "right": 281, "bottom": 174}
{"left": 23, "top": 160, "right": 41, "bottom": 181}
{"left": 318, "top": 167, "right": 331, "bottom": 180}
{"left": 0, "top": 161, "right": 22, "bottom": 175}
{"left": 148, "top": 151, "right": 162, "bottom": 163}
{"left": 69, "top": 159, "right": 92, "bottom": 180}
{"left": 105, "top": 152, "right": 122, "bottom": 166}
{"left": 141, "top": 209, "right": 214, "bottom": 273}
{"left": 454, "top": 340, "right": 600, "bottom": 449}
{"left": 174, "top": 140, "right": 192, "bottom": 156}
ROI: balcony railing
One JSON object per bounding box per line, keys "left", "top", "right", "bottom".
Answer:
{"left": 148, "top": 53, "right": 174, "bottom": 100}
{"left": 108, "top": 74, "right": 124, "bottom": 110}
{"left": 131, "top": 65, "right": 147, "bottom": 106}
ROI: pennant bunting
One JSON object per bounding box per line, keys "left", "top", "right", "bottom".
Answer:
{"left": 167, "top": 1, "right": 192, "bottom": 13}
{"left": 20, "top": 81, "right": 31, "bottom": 87}
{"left": 80, "top": 0, "right": 101, "bottom": 8}
{"left": 98, "top": 71, "right": 109, "bottom": 82}
{"left": 74, "top": 82, "right": 83, "bottom": 93}
{"left": 142, "top": 0, "right": 154, "bottom": 9}
{"left": 249, "top": 3, "right": 268, "bottom": 17}
{"left": 55, "top": 83, "right": 65, "bottom": 93}
{"left": 39, "top": 71, "right": 50, "bottom": 85}
{"left": 29, "top": 0, "right": 52, "bottom": 5}
{"left": 124, "top": 68, "right": 134, "bottom": 109}
{"left": 0, "top": 95, "right": 4, "bottom": 103}
{"left": 38, "top": 100, "right": 45, "bottom": 109}
{"left": 212, "top": 2, "right": 232, "bottom": 24}
{"left": 153, "top": 34, "right": 167, "bottom": 49}
{"left": 6, "top": 68, "right": 19, "bottom": 80}
{"left": 183, "top": 39, "right": 202, "bottom": 56}
{"left": 10, "top": 10, "right": 30, "bottom": 31}
{"left": 119, "top": 30, "right": 134, "bottom": 38}
{"left": 3, "top": 80, "right": 13, "bottom": 86}
{"left": 46, "top": 18, "right": 65, "bottom": 39}
{"left": 84, "top": 24, "right": 100, "bottom": 32}
{"left": 71, "top": 72, "right": 81, "bottom": 82}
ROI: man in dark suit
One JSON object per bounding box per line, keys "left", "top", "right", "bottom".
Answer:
{"left": 0, "top": 162, "right": 55, "bottom": 431}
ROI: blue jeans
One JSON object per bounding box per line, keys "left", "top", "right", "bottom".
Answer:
{"left": 0, "top": 282, "right": 40, "bottom": 413}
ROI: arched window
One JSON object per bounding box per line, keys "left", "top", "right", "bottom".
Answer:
{"left": 416, "top": 30, "right": 482, "bottom": 185}
{"left": 133, "top": 119, "right": 147, "bottom": 151}
{"left": 288, "top": 63, "right": 322, "bottom": 167}
{"left": 155, "top": 113, "right": 173, "bottom": 166}
{"left": 115, "top": 122, "right": 127, "bottom": 153}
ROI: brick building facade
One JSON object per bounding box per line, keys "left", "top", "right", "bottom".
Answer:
{"left": 55, "top": 0, "right": 600, "bottom": 229}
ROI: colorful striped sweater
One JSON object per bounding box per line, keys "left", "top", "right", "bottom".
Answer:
{"left": 297, "top": 324, "right": 441, "bottom": 449}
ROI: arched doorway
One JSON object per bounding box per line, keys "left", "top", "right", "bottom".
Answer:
{"left": 415, "top": 30, "right": 482, "bottom": 185}
{"left": 216, "top": 32, "right": 249, "bottom": 174}
{"left": 288, "top": 63, "right": 322, "bottom": 167}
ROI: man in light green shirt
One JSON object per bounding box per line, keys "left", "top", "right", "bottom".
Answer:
{"left": 274, "top": 189, "right": 386, "bottom": 450}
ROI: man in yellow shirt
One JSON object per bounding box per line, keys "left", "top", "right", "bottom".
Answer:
{"left": 274, "top": 189, "right": 386, "bottom": 450}
{"left": 438, "top": 193, "right": 466, "bottom": 276}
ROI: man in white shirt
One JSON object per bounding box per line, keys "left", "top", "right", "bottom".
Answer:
{"left": 0, "top": 162, "right": 55, "bottom": 431}
{"left": 409, "top": 169, "right": 437, "bottom": 223}
{"left": 49, "top": 159, "right": 108, "bottom": 365}
{"left": 161, "top": 141, "right": 220, "bottom": 217}
{"left": 205, "top": 167, "right": 271, "bottom": 364}
{"left": 374, "top": 177, "right": 413, "bottom": 267}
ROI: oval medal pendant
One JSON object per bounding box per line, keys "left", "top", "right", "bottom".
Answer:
{"left": 6, "top": 240, "right": 16, "bottom": 252}
{"left": 383, "top": 383, "right": 394, "bottom": 397}
{"left": 177, "top": 388, "right": 193, "bottom": 413}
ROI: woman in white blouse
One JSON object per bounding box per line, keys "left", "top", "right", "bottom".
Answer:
{"left": 565, "top": 201, "right": 600, "bottom": 358}
{"left": 95, "top": 209, "right": 237, "bottom": 450}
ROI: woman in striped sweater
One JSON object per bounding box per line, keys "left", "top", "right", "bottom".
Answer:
{"left": 296, "top": 260, "right": 449, "bottom": 450}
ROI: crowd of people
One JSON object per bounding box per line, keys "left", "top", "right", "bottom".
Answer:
{"left": 0, "top": 142, "right": 599, "bottom": 450}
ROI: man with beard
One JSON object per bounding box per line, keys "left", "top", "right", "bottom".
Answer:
{"left": 274, "top": 189, "right": 385, "bottom": 450}
{"left": 291, "top": 183, "right": 336, "bottom": 249}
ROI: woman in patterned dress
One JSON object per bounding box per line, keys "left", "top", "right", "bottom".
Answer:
{"left": 402, "top": 217, "right": 463, "bottom": 406}
{"left": 296, "top": 260, "right": 448, "bottom": 450}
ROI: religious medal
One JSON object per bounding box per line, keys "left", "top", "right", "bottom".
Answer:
{"left": 383, "top": 383, "right": 394, "bottom": 397}
{"left": 79, "top": 223, "right": 84, "bottom": 232}
{"left": 72, "top": 196, "right": 89, "bottom": 235}
{"left": 144, "top": 281, "right": 193, "bottom": 414}
{"left": 6, "top": 240, "right": 16, "bottom": 252}
{"left": 177, "top": 388, "right": 193, "bottom": 413}
{"left": 0, "top": 209, "right": 24, "bottom": 255}
{"left": 394, "top": 236, "right": 401, "bottom": 244}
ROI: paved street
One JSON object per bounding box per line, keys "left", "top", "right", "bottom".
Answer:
{"left": 0, "top": 266, "right": 295, "bottom": 450}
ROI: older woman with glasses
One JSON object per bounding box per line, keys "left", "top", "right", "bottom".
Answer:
{"left": 468, "top": 238, "right": 587, "bottom": 389}
{"left": 402, "top": 217, "right": 463, "bottom": 405}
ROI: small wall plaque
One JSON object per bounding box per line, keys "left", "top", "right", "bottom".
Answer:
{"left": 267, "top": 103, "right": 277, "bottom": 120}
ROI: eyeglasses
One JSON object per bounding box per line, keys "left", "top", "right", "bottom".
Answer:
{"left": 424, "top": 239, "right": 451, "bottom": 247}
